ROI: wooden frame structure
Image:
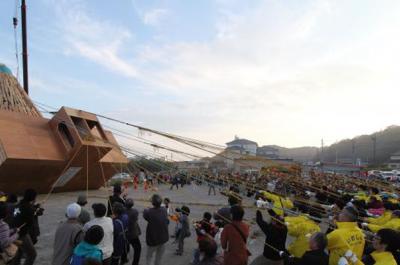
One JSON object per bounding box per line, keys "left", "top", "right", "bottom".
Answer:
{"left": 0, "top": 71, "right": 128, "bottom": 194}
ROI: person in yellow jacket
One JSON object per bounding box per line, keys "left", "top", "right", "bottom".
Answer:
{"left": 259, "top": 190, "right": 293, "bottom": 216}
{"left": 362, "top": 210, "right": 400, "bottom": 233}
{"left": 337, "top": 228, "right": 398, "bottom": 265}
{"left": 364, "top": 203, "right": 393, "bottom": 225}
{"left": 327, "top": 206, "right": 365, "bottom": 265}
{"left": 285, "top": 215, "right": 321, "bottom": 258}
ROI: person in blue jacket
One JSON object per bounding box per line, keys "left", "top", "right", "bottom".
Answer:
{"left": 71, "top": 225, "right": 104, "bottom": 265}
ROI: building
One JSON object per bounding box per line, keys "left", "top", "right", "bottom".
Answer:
{"left": 0, "top": 64, "right": 128, "bottom": 193}
{"left": 257, "top": 146, "right": 279, "bottom": 159}
{"left": 387, "top": 151, "right": 400, "bottom": 169}
{"left": 315, "top": 162, "right": 364, "bottom": 175}
{"left": 226, "top": 137, "right": 258, "bottom": 156}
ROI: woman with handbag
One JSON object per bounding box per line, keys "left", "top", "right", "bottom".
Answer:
{"left": 0, "top": 202, "right": 19, "bottom": 264}
{"left": 220, "top": 205, "right": 250, "bottom": 265}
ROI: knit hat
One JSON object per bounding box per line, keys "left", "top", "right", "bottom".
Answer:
{"left": 77, "top": 194, "right": 87, "bottom": 206}
{"left": 66, "top": 203, "right": 81, "bottom": 219}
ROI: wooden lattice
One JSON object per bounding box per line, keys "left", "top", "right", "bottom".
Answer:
{"left": 0, "top": 72, "right": 41, "bottom": 117}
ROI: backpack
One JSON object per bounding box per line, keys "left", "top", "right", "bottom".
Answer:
{"left": 70, "top": 254, "right": 85, "bottom": 265}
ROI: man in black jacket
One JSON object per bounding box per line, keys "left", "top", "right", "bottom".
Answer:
{"left": 12, "top": 189, "right": 44, "bottom": 265}
{"left": 107, "top": 184, "right": 125, "bottom": 217}
{"left": 281, "top": 232, "right": 329, "bottom": 265}
{"left": 250, "top": 209, "right": 287, "bottom": 265}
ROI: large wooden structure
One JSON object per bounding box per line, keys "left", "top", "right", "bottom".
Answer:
{"left": 0, "top": 68, "right": 128, "bottom": 194}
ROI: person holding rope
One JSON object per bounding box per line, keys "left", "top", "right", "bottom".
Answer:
{"left": 338, "top": 228, "right": 399, "bottom": 265}
{"left": 280, "top": 232, "right": 328, "bottom": 265}
{"left": 250, "top": 209, "right": 287, "bottom": 265}
{"left": 12, "top": 189, "right": 43, "bottom": 265}
{"left": 327, "top": 206, "right": 365, "bottom": 265}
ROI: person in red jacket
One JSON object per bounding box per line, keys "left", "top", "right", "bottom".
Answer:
{"left": 221, "top": 205, "right": 250, "bottom": 265}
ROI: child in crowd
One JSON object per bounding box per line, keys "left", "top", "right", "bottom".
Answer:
{"left": 71, "top": 225, "right": 104, "bottom": 265}
{"left": 175, "top": 206, "right": 191, "bottom": 256}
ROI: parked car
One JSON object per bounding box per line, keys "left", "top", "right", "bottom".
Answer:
{"left": 380, "top": 171, "right": 397, "bottom": 181}
{"left": 109, "top": 172, "right": 132, "bottom": 185}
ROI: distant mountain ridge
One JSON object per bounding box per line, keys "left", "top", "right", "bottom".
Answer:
{"left": 261, "top": 125, "right": 400, "bottom": 164}
{"left": 321, "top": 125, "right": 400, "bottom": 165}
{"left": 262, "top": 145, "right": 318, "bottom": 162}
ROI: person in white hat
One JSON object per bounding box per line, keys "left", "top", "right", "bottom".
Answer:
{"left": 52, "top": 203, "right": 84, "bottom": 265}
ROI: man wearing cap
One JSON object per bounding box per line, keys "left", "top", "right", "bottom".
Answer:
{"left": 77, "top": 195, "right": 90, "bottom": 225}
{"left": 52, "top": 203, "right": 84, "bottom": 265}
{"left": 327, "top": 206, "right": 365, "bottom": 265}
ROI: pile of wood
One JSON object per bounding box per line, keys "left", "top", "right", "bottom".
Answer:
{"left": 0, "top": 72, "right": 41, "bottom": 117}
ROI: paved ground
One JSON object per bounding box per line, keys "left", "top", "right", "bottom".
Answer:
{"left": 34, "top": 183, "right": 269, "bottom": 265}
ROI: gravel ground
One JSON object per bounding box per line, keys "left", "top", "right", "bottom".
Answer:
{"left": 32, "top": 183, "right": 285, "bottom": 265}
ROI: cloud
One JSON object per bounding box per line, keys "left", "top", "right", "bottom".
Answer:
{"left": 142, "top": 8, "right": 169, "bottom": 26}
{"left": 128, "top": 0, "right": 400, "bottom": 147}
{"left": 37, "top": 0, "right": 400, "bottom": 148}
{"left": 55, "top": 0, "right": 138, "bottom": 78}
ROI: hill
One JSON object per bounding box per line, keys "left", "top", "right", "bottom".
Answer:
{"left": 263, "top": 145, "right": 318, "bottom": 162}
{"left": 321, "top": 125, "right": 400, "bottom": 165}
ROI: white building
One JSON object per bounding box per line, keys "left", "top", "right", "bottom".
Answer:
{"left": 388, "top": 151, "right": 400, "bottom": 169}
{"left": 226, "top": 137, "right": 258, "bottom": 156}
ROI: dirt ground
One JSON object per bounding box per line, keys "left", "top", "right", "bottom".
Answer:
{"left": 33, "top": 183, "right": 280, "bottom": 265}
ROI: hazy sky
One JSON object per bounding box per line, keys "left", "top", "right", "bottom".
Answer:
{"left": 1, "top": 0, "right": 400, "bottom": 150}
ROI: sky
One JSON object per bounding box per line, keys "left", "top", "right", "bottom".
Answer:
{"left": 1, "top": 0, "right": 400, "bottom": 151}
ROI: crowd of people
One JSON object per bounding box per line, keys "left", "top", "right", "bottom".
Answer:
{"left": 0, "top": 169, "right": 400, "bottom": 265}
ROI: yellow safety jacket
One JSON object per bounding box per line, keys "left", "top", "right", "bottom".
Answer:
{"left": 367, "top": 217, "right": 400, "bottom": 233}
{"left": 352, "top": 251, "right": 397, "bottom": 265}
{"left": 286, "top": 218, "right": 320, "bottom": 257}
{"left": 367, "top": 195, "right": 382, "bottom": 202}
{"left": 260, "top": 190, "right": 293, "bottom": 216}
{"left": 327, "top": 222, "right": 365, "bottom": 265}
{"left": 367, "top": 211, "right": 392, "bottom": 225}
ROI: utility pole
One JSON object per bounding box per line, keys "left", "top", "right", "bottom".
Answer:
{"left": 21, "top": 0, "right": 29, "bottom": 94}
{"left": 321, "top": 138, "right": 324, "bottom": 163}
{"left": 352, "top": 139, "right": 356, "bottom": 165}
{"left": 371, "top": 135, "right": 377, "bottom": 165}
